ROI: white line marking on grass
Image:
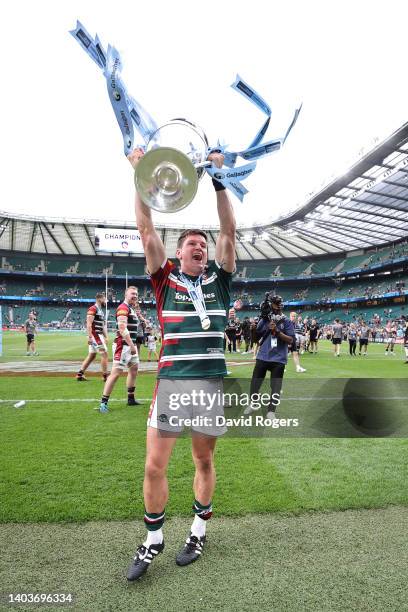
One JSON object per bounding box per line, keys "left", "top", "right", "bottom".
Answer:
{"left": 281, "top": 396, "right": 408, "bottom": 401}
{"left": 1, "top": 396, "right": 407, "bottom": 404}
{"left": 0, "top": 398, "right": 153, "bottom": 403}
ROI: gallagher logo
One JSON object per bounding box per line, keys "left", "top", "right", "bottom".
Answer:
{"left": 225, "top": 169, "right": 252, "bottom": 178}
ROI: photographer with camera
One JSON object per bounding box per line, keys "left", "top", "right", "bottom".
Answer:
{"left": 244, "top": 294, "right": 295, "bottom": 418}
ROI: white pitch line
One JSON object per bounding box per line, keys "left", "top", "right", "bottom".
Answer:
{"left": 1, "top": 396, "right": 407, "bottom": 404}
{"left": 0, "top": 398, "right": 153, "bottom": 403}
{"left": 281, "top": 396, "right": 408, "bottom": 401}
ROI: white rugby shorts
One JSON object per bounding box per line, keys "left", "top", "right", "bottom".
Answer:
{"left": 112, "top": 342, "right": 139, "bottom": 369}
{"left": 89, "top": 334, "right": 108, "bottom": 354}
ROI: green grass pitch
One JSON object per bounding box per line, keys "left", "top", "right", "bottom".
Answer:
{"left": 0, "top": 331, "right": 407, "bottom": 610}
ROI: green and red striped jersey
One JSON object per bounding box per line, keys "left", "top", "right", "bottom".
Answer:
{"left": 151, "top": 259, "right": 232, "bottom": 378}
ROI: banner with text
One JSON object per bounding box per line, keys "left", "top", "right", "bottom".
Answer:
{"left": 94, "top": 228, "right": 144, "bottom": 254}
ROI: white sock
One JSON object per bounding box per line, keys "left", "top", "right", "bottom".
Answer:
{"left": 191, "top": 515, "right": 207, "bottom": 539}
{"left": 143, "top": 528, "right": 163, "bottom": 547}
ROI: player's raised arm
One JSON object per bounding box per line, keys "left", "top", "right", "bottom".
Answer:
{"left": 209, "top": 153, "right": 236, "bottom": 273}
{"left": 128, "top": 148, "right": 166, "bottom": 275}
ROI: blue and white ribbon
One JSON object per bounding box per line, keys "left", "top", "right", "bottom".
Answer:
{"left": 105, "top": 45, "right": 135, "bottom": 155}
{"left": 70, "top": 21, "right": 158, "bottom": 154}
{"left": 205, "top": 76, "right": 301, "bottom": 195}
{"left": 70, "top": 22, "right": 301, "bottom": 201}
{"left": 206, "top": 162, "right": 256, "bottom": 203}
{"left": 221, "top": 75, "right": 301, "bottom": 168}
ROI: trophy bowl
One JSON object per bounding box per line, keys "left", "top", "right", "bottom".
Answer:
{"left": 134, "top": 119, "right": 210, "bottom": 213}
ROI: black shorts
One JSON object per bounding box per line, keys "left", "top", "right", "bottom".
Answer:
{"left": 288, "top": 340, "right": 299, "bottom": 353}
{"left": 359, "top": 339, "right": 368, "bottom": 346}
{"left": 26, "top": 333, "right": 34, "bottom": 343}
{"left": 332, "top": 338, "right": 342, "bottom": 345}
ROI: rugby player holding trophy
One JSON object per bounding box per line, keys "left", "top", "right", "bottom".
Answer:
{"left": 70, "top": 20, "right": 301, "bottom": 580}
{"left": 126, "top": 125, "right": 235, "bottom": 579}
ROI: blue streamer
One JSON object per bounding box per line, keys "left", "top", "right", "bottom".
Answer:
{"left": 71, "top": 22, "right": 302, "bottom": 203}
{"left": 70, "top": 21, "right": 157, "bottom": 150}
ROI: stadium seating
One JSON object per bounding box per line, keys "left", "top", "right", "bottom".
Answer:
{"left": 111, "top": 260, "right": 147, "bottom": 276}
{"left": 0, "top": 253, "right": 148, "bottom": 275}
{"left": 233, "top": 242, "right": 408, "bottom": 280}
{"left": 4, "top": 271, "right": 406, "bottom": 308}
{"left": 312, "top": 257, "right": 345, "bottom": 275}
{"left": 2, "top": 240, "right": 407, "bottom": 279}
{"left": 1, "top": 240, "right": 407, "bottom": 334}
{"left": 1, "top": 255, "right": 44, "bottom": 272}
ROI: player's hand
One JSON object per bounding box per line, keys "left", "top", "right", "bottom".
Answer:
{"left": 208, "top": 152, "right": 224, "bottom": 168}
{"left": 130, "top": 346, "right": 137, "bottom": 355}
{"left": 88, "top": 336, "right": 93, "bottom": 345}
{"left": 127, "top": 147, "right": 145, "bottom": 169}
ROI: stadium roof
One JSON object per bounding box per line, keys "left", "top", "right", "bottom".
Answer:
{"left": 1, "top": 122, "right": 408, "bottom": 261}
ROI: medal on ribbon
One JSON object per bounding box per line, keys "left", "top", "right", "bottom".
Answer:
{"left": 179, "top": 273, "right": 210, "bottom": 331}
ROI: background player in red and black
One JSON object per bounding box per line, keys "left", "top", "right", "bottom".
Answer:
{"left": 98, "top": 286, "right": 141, "bottom": 411}
{"left": 77, "top": 292, "right": 108, "bottom": 381}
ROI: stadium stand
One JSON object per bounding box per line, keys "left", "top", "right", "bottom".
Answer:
{"left": 1, "top": 123, "right": 408, "bottom": 331}
{"left": 0, "top": 253, "right": 148, "bottom": 276}
{"left": 233, "top": 243, "right": 408, "bottom": 280}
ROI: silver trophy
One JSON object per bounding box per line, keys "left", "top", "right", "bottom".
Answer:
{"left": 134, "top": 118, "right": 211, "bottom": 213}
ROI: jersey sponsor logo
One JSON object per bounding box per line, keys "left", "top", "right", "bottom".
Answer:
{"left": 174, "top": 291, "right": 216, "bottom": 302}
